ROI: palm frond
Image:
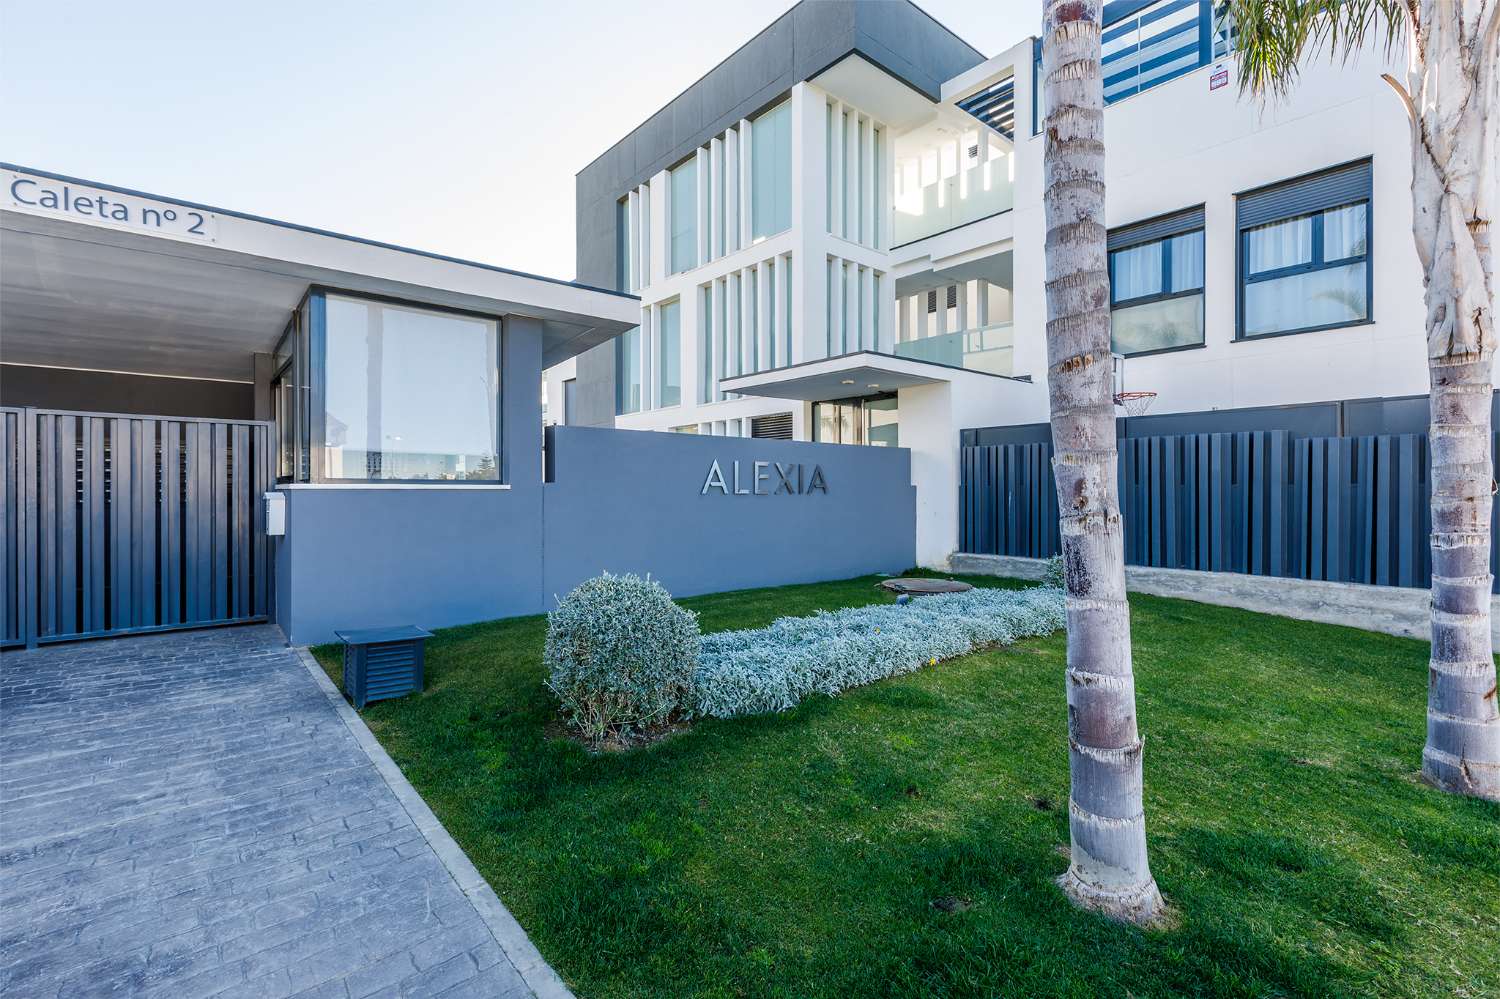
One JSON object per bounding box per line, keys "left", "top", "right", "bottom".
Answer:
{"left": 1221, "top": 0, "right": 1410, "bottom": 100}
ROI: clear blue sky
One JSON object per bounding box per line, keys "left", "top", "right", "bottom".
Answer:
{"left": 1, "top": 0, "right": 1035, "bottom": 282}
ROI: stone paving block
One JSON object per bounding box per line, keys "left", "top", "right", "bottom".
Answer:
{"left": 0, "top": 626, "right": 546, "bottom": 999}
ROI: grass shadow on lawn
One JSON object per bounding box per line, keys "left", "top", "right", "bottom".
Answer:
{"left": 313, "top": 574, "right": 1500, "bottom": 999}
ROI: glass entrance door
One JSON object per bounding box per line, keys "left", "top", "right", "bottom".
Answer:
{"left": 813, "top": 393, "right": 898, "bottom": 446}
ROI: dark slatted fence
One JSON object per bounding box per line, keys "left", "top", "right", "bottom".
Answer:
{"left": 0, "top": 407, "right": 274, "bottom": 648}
{"left": 959, "top": 430, "right": 1489, "bottom": 591}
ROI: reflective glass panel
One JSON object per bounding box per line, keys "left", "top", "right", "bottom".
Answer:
{"left": 322, "top": 296, "right": 500, "bottom": 481}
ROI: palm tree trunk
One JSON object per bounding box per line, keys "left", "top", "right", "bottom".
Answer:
{"left": 1412, "top": 0, "right": 1500, "bottom": 800}
{"left": 1041, "top": 0, "right": 1164, "bottom": 922}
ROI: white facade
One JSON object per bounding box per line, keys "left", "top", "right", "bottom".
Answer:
{"left": 581, "top": 5, "right": 1442, "bottom": 568}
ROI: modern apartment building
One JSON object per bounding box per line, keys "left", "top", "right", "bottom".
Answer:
{"left": 553, "top": 0, "right": 1429, "bottom": 566}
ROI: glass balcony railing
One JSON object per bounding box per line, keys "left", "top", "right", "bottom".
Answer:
{"left": 893, "top": 322, "right": 1014, "bottom": 376}
{"left": 893, "top": 159, "right": 1014, "bottom": 247}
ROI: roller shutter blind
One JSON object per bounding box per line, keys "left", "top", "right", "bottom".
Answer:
{"left": 1108, "top": 205, "right": 1205, "bottom": 251}
{"left": 1237, "top": 160, "right": 1372, "bottom": 230}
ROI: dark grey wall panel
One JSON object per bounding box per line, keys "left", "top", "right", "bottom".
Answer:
{"left": 275, "top": 486, "right": 545, "bottom": 646}
{"left": 1, "top": 365, "right": 254, "bottom": 419}
{"left": 274, "top": 422, "right": 917, "bottom": 645}
{"left": 959, "top": 429, "right": 1486, "bottom": 592}
{"left": 571, "top": 341, "right": 618, "bottom": 428}
{"left": 543, "top": 425, "right": 914, "bottom": 605}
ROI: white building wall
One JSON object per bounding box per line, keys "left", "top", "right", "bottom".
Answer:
{"left": 542, "top": 356, "right": 575, "bottom": 427}
{"left": 979, "top": 39, "right": 1427, "bottom": 424}
{"left": 614, "top": 81, "right": 894, "bottom": 441}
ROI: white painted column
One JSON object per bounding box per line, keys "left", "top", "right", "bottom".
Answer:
{"left": 772, "top": 254, "right": 788, "bottom": 369}
{"left": 725, "top": 129, "right": 740, "bottom": 255}
{"left": 956, "top": 279, "right": 969, "bottom": 334}
{"left": 898, "top": 294, "right": 910, "bottom": 343}
{"left": 709, "top": 137, "right": 723, "bottom": 261}
{"left": 641, "top": 306, "right": 656, "bottom": 410}
{"left": 740, "top": 267, "right": 755, "bottom": 375}
{"left": 935, "top": 287, "right": 948, "bottom": 336}
{"left": 876, "top": 272, "right": 894, "bottom": 354}
{"left": 647, "top": 175, "right": 665, "bottom": 288}
{"left": 976, "top": 278, "right": 990, "bottom": 327}
{"left": 695, "top": 148, "right": 710, "bottom": 269}
{"left": 860, "top": 115, "right": 875, "bottom": 247}
{"left": 790, "top": 83, "right": 824, "bottom": 367}
{"left": 845, "top": 264, "right": 860, "bottom": 353}
{"left": 626, "top": 190, "right": 641, "bottom": 292}
{"left": 681, "top": 282, "right": 700, "bottom": 410}
{"left": 860, "top": 266, "right": 875, "bottom": 350}
{"left": 829, "top": 102, "right": 844, "bottom": 239}
{"left": 738, "top": 119, "right": 753, "bottom": 249}
{"left": 844, "top": 110, "right": 859, "bottom": 241}
{"left": 704, "top": 280, "right": 717, "bottom": 403}
{"left": 756, "top": 262, "right": 772, "bottom": 373}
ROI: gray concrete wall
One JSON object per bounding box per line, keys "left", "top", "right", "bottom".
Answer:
{"left": 571, "top": 342, "right": 617, "bottom": 428}
{"left": 543, "top": 425, "right": 915, "bottom": 603}
{"left": 948, "top": 552, "right": 1500, "bottom": 644}
{"left": 274, "top": 487, "right": 545, "bottom": 646}
{"left": 1, "top": 364, "right": 254, "bottom": 419}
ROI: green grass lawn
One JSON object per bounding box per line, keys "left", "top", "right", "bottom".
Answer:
{"left": 313, "top": 575, "right": 1500, "bottom": 999}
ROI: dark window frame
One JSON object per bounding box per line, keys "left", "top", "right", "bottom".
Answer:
{"left": 1107, "top": 206, "right": 1206, "bottom": 357}
{"left": 1234, "top": 159, "right": 1375, "bottom": 341}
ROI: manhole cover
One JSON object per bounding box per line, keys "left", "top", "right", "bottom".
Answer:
{"left": 880, "top": 578, "right": 974, "bottom": 595}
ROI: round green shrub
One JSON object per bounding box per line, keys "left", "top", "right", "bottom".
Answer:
{"left": 544, "top": 572, "right": 700, "bottom": 744}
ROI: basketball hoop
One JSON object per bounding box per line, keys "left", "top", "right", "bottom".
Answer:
{"left": 1114, "top": 390, "right": 1157, "bottom": 417}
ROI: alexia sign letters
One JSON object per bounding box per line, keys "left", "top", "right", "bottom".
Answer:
{"left": 701, "top": 459, "right": 827, "bottom": 496}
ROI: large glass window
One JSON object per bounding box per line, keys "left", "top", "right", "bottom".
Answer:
{"left": 1109, "top": 223, "right": 1205, "bottom": 356}
{"left": 1242, "top": 202, "right": 1369, "bottom": 337}
{"left": 658, "top": 301, "right": 681, "bottom": 407}
{"left": 670, "top": 159, "right": 698, "bottom": 274}
{"left": 1237, "top": 160, "right": 1372, "bottom": 338}
{"left": 321, "top": 295, "right": 500, "bottom": 481}
{"left": 751, "top": 101, "right": 792, "bottom": 241}
{"left": 616, "top": 325, "right": 642, "bottom": 415}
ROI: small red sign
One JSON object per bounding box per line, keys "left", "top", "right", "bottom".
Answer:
{"left": 1210, "top": 65, "right": 1229, "bottom": 91}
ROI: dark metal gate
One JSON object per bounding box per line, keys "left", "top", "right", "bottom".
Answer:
{"left": 1, "top": 407, "right": 274, "bottom": 648}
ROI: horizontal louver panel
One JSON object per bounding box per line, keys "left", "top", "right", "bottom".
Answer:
{"left": 751, "top": 413, "right": 794, "bottom": 440}
{"left": 956, "top": 78, "right": 1016, "bottom": 139}
{"left": 1109, "top": 205, "right": 1205, "bottom": 250}
{"left": 1237, "top": 160, "right": 1372, "bottom": 230}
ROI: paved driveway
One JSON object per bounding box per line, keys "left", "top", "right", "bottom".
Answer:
{"left": 1, "top": 626, "right": 540, "bottom": 998}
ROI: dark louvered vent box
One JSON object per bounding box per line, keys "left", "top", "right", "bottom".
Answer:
{"left": 335, "top": 626, "right": 433, "bottom": 709}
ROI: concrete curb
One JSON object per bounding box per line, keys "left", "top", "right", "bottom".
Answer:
{"left": 294, "top": 646, "right": 576, "bottom": 999}
{"left": 947, "top": 553, "right": 1500, "bottom": 644}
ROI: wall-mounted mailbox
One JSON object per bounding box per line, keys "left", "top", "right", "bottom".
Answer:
{"left": 334, "top": 625, "right": 433, "bottom": 709}
{"left": 265, "top": 491, "right": 286, "bottom": 536}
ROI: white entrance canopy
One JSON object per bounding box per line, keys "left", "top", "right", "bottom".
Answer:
{"left": 1, "top": 165, "right": 640, "bottom": 382}
{"left": 720, "top": 350, "right": 1025, "bottom": 403}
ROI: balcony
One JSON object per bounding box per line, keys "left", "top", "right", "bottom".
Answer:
{"left": 893, "top": 117, "right": 1015, "bottom": 247}
{"left": 893, "top": 322, "right": 1014, "bottom": 376}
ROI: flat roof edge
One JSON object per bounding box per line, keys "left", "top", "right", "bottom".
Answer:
{"left": 1, "top": 162, "right": 641, "bottom": 303}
